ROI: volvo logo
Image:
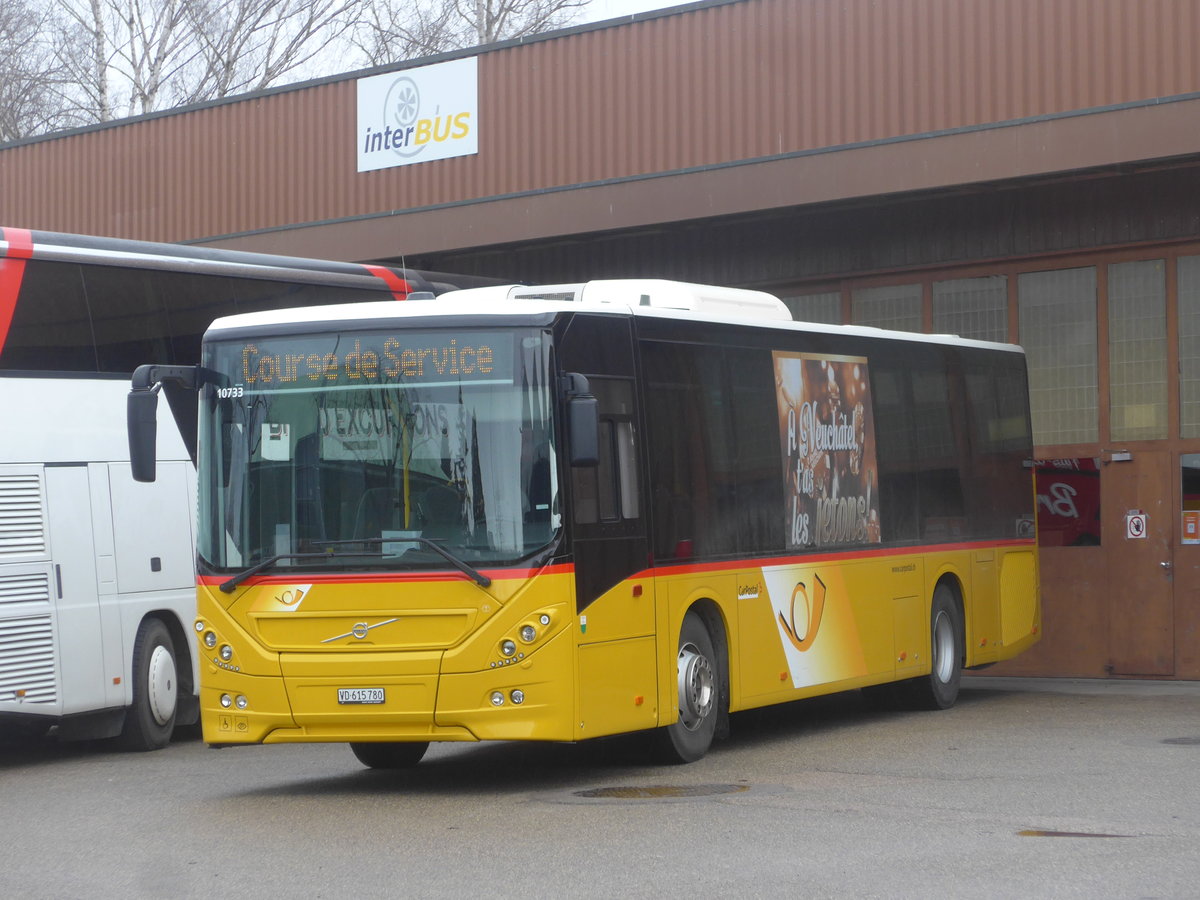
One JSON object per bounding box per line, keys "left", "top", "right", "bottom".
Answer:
{"left": 322, "top": 618, "right": 399, "bottom": 644}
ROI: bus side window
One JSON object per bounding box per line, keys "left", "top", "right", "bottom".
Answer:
{"left": 641, "top": 341, "right": 736, "bottom": 560}
{"left": 912, "top": 355, "right": 968, "bottom": 540}
{"left": 572, "top": 378, "right": 640, "bottom": 526}
{"left": 872, "top": 362, "right": 920, "bottom": 543}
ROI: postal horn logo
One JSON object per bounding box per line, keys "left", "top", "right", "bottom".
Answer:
{"left": 779, "top": 574, "right": 827, "bottom": 652}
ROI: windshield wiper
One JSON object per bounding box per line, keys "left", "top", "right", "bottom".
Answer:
{"left": 321, "top": 537, "right": 493, "bottom": 588}
{"left": 218, "top": 549, "right": 380, "bottom": 594}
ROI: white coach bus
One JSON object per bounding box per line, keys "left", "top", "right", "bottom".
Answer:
{"left": 0, "top": 226, "right": 448, "bottom": 749}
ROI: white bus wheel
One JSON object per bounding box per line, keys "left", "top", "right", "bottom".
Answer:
{"left": 119, "top": 617, "right": 178, "bottom": 751}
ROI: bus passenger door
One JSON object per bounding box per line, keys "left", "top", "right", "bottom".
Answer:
{"left": 568, "top": 374, "right": 659, "bottom": 739}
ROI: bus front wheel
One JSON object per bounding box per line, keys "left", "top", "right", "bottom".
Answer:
{"left": 654, "top": 611, "right": 720, "bottom": 764}
{"left": 119, "top": 616, "right": 178, "bottom": 751}
{"left": 350, "top": 741, "right": 429, "bottom": 769}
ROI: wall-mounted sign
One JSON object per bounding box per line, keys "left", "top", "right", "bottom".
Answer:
{"left": 1183, "top": 511, "right": 1200, "bottom": 544}
{"left": 356, "top": 57, "right": 478, "bottom": 173}
{"left": 1125, "top": 510, "right": 1147, "bottom": 540}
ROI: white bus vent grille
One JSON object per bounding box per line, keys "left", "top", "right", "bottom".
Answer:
{"left": 0, "top": 571, "right": 51, "bottom": 608}
{"left": 0, "top": 615, "right": 57, "bottom": 704}
{"left": 0, "top": 474, "right": 47, "bottom": 558}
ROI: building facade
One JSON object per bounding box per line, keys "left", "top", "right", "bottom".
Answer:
{"left": 4, "top": 0, "right": 1200, "bottom": 677}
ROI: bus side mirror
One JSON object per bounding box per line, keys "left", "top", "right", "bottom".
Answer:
{"left": 562, "top": 372, "right": 599, "bottom": 467}
{"left": 127, "top": 387, "right": 159, "bottom": 483}
{"left": 568, "top": 395, "right": 599, "bottom": 467}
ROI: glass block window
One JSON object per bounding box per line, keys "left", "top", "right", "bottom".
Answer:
{"left": 1180, "top": 256, "right": 1200, "bottom": 438}
{"left": 1108, "top": 260, "right": 1167, "bottom": 442}
{"left": 932, "top": 275, "right": 1008, "bottom": 342}
{"left": 782, "top": 291, "right": 841, "bottom": 324}
{"left": 1018, "top": 267, "right": 1098, "bottom": 446}
{"left": 851, "top": 284, "right": 922, "bottom": 332}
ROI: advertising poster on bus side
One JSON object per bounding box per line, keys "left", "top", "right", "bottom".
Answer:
{"left": 773, "top": 351, "right": 880, "bottom": 549}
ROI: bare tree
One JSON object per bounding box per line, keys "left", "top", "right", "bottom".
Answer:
{"left": 0, "top": 0, "right": 70, "bottom": 140}
{"left": 356, "top": 0, "right": 460, "bottom": 64}
{"left": 455, "top": 0, "right": 590, "bottom": 45}
{"left": 47, "top": 0, "right": 358, "bottom": 123}
{"left": 3, "top": 0, "right": 596, "bottom": 139}
{"left": 185, "top": 0, "right": 360, "bottom": 102}
{"left": 50, "top": 0, "right": 200, "bottom": 122}
{"left": 355, "top": 0, "right": 591, "bottom": 66}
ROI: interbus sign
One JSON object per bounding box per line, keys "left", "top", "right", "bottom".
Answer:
{"left": 356, "top": 57, "right": 478, "bottom": 172}
{"left": 774, "top": 351, "right": 880, "bottom": 549}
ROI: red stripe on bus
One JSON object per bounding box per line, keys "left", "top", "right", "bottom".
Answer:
{"left": 363, "top": 264, "right": 414, "bottom": 301}
{"left": 0, "top": 228, "right": 33, "bottom": 355}
{"left": 649, "top": 539, "right": 1036, "bottom": 578}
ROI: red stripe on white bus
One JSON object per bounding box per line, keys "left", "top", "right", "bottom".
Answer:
{"left": 363, "top": 264, "right": 415, "bottom": 301}
{"left": 0, "top": 228, "right": 33, "bottom": 356}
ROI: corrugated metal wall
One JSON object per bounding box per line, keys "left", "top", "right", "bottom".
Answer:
{"left": 3, "top": 0, "right": 1199, "bottom": 242}
{"left": 408, "top": 166, "right": 1200, "bottom": 286}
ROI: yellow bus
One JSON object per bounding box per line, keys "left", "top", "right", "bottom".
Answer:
{"left": 128, "top": 279, "right": 1040, "bottom": 766}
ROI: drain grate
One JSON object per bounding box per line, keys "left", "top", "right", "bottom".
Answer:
{"left": 1162, "top": 736, "right": 1200, "bottom": 745}
{"left": 573, "top": 784, "right": 750, "bottom": 800}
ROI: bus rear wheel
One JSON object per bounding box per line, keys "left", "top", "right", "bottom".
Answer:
{"left": 654, "top": 611, "right": 720, "bottom": 764}
{"left": 119, "top": 617, "right": 178, "bottom": 751}
{"left": 350, "top": 741, "right": 429, "bottom": 769}
{"left": 906, "top": 583, "right": 963, "bottom": 710}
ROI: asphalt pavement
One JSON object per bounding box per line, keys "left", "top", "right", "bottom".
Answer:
{"left": 2, "top": 676, "right": 1199, "bottom": 899}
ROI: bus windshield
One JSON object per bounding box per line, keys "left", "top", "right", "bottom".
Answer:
{"left": 197, "top": 327, "right": 558, "bottom": 572}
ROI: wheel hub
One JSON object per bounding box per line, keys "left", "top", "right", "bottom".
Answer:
{"left": 676, "top": 643, "right": 715, "bottom": 731}
{"left": 932, "top": 610, "right": 955, "bottom": 684}
{"left": 146, "top": 645, "right": 177, "bottom": 727}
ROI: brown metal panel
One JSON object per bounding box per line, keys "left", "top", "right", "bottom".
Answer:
{"left": 3, "top": 0, "right": 1200, "bottom": 243}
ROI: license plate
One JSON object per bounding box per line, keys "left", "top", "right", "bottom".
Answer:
{"left": 338, "top": 688, "right": 385, "bottom": 705}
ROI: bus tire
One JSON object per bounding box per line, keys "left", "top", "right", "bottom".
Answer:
{"left": 654, "top": 611, "right": 720, "bottom": 764}
{"left": 907, "top": 583, "right": 963, "bottom": 710}
{"left": 350, "top": 741, "right": 429, "bottom": 769}
{"left": 119, "top": 617, "right": 178, "bottom": 751}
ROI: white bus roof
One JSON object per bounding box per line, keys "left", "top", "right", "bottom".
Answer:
{"left": 205, "top": 279, "right": 1024, "bottom": 354}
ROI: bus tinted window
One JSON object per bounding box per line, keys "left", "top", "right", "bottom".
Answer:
{"left": 643, "top": 341, "right": 738, "bottom": 560}
{"left": 84, "top": 266, "right": 175, "bottom": 373}
{"left": 2, "top": 260, "right": 396, "bottom": 375}
{"left": 964, "top": 353, "right": 1035, "bottom": 539}
{"left": 568, "top": 378, "right": 641, "bottom": 529}
{"left": 911, "top": 354, "right": 968, "bottom": 541}
{"left": 871, "top": 360, "right": 920, "bottom": 543}
{"left": 728, "top": 347, "right": 786, "bottom": 554}
{"left": 0, "top": 261, "right": 96, "bottom": 371}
